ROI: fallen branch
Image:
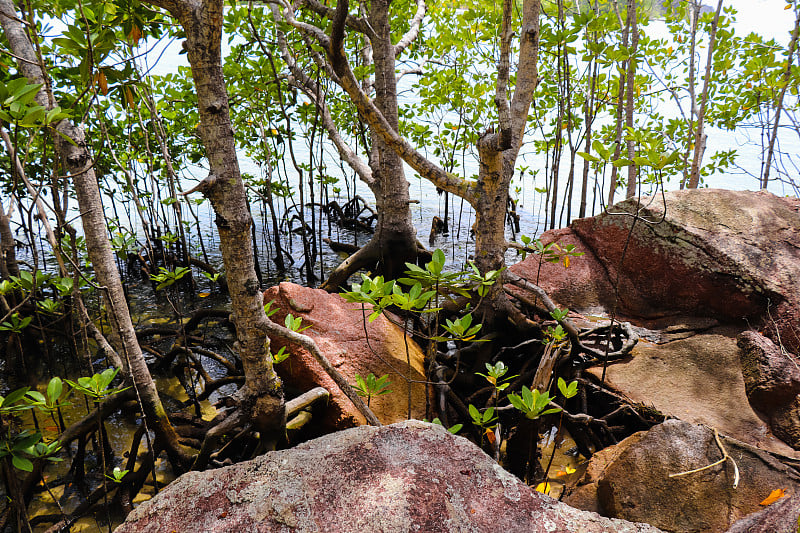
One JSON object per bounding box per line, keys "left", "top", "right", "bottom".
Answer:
{"left": 286, "top": 386, "right": 330, "bottom": 418}
{"left": 669, "top": 427, "right": 740, "bottom": 489}
{"left": 257, "top": 317, "right": 382, "bottom": 426}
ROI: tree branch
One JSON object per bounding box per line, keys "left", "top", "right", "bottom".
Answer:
{"left": 295, "top": 0, "right": 371, "bottom": 35}
{"left": 270, "top": 0, "right": 332, "bottom": 47}
{"left": 138, "top": 0, "right": 195, "bottom": 20}
{"left": 292, "top": 0, "right": 474, "bottom": 202}
{"left": 267, "top": 4, "right": 374, "bottom": 187}
{"left": 394, "top": 0, "right": 426, "bottom": 55}
{"left": 506, "top": 0, "right": 541, "bottom": 164}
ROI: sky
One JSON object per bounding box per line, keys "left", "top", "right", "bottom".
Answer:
{"left": 726, "top": 0, "right": 795, "bottom": 42}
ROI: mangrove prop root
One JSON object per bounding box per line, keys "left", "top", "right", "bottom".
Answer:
{"left": 191, "top": 408, "right": 246, "bottom": 471}
{"left": 503, "top": 271, "right": 638, "bottom": 364}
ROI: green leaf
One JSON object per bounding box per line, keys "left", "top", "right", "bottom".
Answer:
{"left": 25, "top": 391, "right": 46, "bottom": 404}
{"left": 557, "top": 377, "right": 578, "bottom": 399}
{"left": 263, "top": 300, "right": 278, "bottom": 317}
{"left": 45, "top": 106, "right": 69, "bottom": 124}
{"left": 54, "top": 128, "right": 79, "bottom": 147}
{"left": 13, "top": 431, "right": 42, "bottom": 451}
{"left": 271, "top": 346, "right": 289, "bottom": 364}
{"left": 46, "top": 377, "right": 62, "bottom": 405}
{"left": 2, "top": 387, "right": 29, "bottom": 408}
{"left": 540, "top": 407, "right": 562, "bottom": 417}
{"left": 508, "top": 393, "right": 525, "bottom": 412}
{"left": 522, "top": 386, "right": 533, "bottom": 407}
{"left": 98, "top": 368, "right": 119, "bottom": 391}
{"left": 12, "top": 455, "right": 33, "bottom": 472}
{"left": 10, "top": 82, "right": 42, "bottom": 105}
{"left": 429, "top": 248, "right": 446, "bottom": 275}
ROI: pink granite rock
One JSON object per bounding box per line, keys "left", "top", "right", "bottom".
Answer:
{"left": 117, "top": 421, "right": 663, "bottom": 533}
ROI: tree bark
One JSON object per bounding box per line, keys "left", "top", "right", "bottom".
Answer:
{"left": 687, "top": 0, "right": 724, "bottom": 189}
{"left": 761, "top": 2, "right": 800, "bottom": 189}
{"left": 318, "top": 0, "right": 419, "bottom": 290}
{"left": 0, "top": 197, "right": 18, "bottom": 280}
{"left": 271, "top": 1, "right": 421, "bottom": 291}
{"left": 476, "top": 0, "right": 541, "bottom": 322}
{"left": 143, "top": 0, "right": 284, "bottom": 434}
{"left": 363, "top": 0, "right": 418, "bottom": 283}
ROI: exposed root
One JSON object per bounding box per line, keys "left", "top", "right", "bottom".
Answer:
{"left": 320, "top": 232, "right": 424, "bottom": 292}
{"left": 323, "top": 237, "right": 360, "bottom": 255}
{"left": 669, "top": 427, "right": 740, "bottom": 489}
{"left": 320, "top": 238, "right": 383, "bottom": 291}
{"left": 504, "top": 271, "right": 638, "bottom": 364}
{"left": 320, "top": 195, "right": 377, "bottom": 231}
{"left": 191, "top": 408, "right": 246, "bottom": 471}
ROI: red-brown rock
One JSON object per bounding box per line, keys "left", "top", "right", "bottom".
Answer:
{"left": 263, "top": 282, "right": 426, "bottom": 429}
{"left": 585, "top": 326, "right": 797, "bottom": 456}
{"left": 117, "top": 421, "right": 663, "bottom": 533}
{"left": 738, "top": 330, "right": 800, "bottom": 448}
{"left": 738, "top": 330, "right": 800, "bottom": 412}
{"left": 511, "top": 190, "right": 800, "bottom": 352}
{"left": 507, "top": 227, "right": 615, "bottom": 315}
{"left": 509, "top": 189, "right": 800, "bottom": 452}
{"left": 575, "top": 189, "right": 800, "bottom": 348}
{"left": 574, "top": 420, "right": 800, "bottom": 532}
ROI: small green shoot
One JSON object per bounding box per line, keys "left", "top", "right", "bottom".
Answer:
{"left": 508, "top": 386, "right": 561, "bottom": 420}
{"left": 285, "top": 313, "right": 311, "bottom": 333}
{"left": 37, "top": 298, "right": 61, "bottom": 314}
{"left": 475, "top": 361, "right": 517, "bottom": 392}
{"left": 150, "top": 266, "right": 190, "bottom": 291}
{"left": 353, "top": 373, "right": 392, "bottom": 406}
{"left": 544, "top": 324, "right": 567, "bottom": 343}
{"left": 270, "top": 346, "right": 290, "bottom": 364}
{"left": 263, "top": 299, "right": 279, "bottom": 318}
{"left": 436, "top": 313, "right": 483, "bottom": 342}
{"left": 66, "top": 368, "right": 128, "bottom": 400}
{"left": 202, "top": 271, "right": 221, "bottom": 283}
{"left": 0, "top": 313, "right": 32, "bottom": 333}
{"left": 106, "top": 466, "right": 129, "bottom": 483}
{"left": 468, "top": 404, "right": 497, "bottom": 430}
{"left": 428, "top": 417, "right": 463, "bottom": 434}
{"left": 557, "top": 378, "right": 579, "bottom": 399}
{"left": 468, "top": 263, "right": 503, "bottom": 297}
